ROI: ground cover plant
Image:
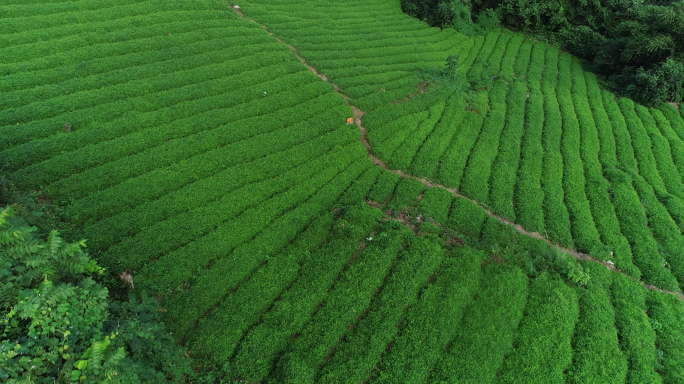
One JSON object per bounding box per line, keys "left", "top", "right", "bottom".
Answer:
{"left": 3, "top": 0, "right": 684, "bottom": 382}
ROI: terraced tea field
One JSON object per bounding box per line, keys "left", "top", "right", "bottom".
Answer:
{"left": 3, "top": 0, "right": 684, "bottom": 382}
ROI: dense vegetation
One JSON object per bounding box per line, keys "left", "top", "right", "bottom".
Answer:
{"left": 3, "top": 0, "right": 684, "bottom": 382}
{"left": 401, "top": 0, "right": 684, "bottom": 105}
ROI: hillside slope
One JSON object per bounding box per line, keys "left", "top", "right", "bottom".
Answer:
{"left": 2, "top": 0, "right": 684, "bottom": 382}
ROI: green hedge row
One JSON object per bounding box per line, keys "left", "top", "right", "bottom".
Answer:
{"left": 514, "top": 86, "right": 545, "bottom": 233}
{"left": 466, "top": 29, "right": 501, "bottom": 82}
{"left": 658, "top": 103, "right": 684, "bottom": 142}
{"left": 2, "top": 59, "right": 311, "bottom": 174}
{"left": 132, "top": 151, "right": 367, "bottom": 291}
{"left": 512, "top": 38, "right": 533, "bottom": 76}
{"left": 651, "top": 109, "right": 684, "bottom": 185}
{"left": 566, "top": 262, "right": 627, "bottom": 384}
{"left": 609, "top": 176, "right": 679, "bottom": 290}
{"left": 385, "top": 100, "right": 446, "bottom": 171}
{"left": 488, "top": 79, "right": 527, "bottom": 220}
{"left": 485, "top": 30, "right": 513, "bottom": 75}
{"left": 0, "top": 36, "right": 275, "bottom": 148}
{"left": 51, "top": 96, "right": 348, "bottom": 213}
{"left": 583, "top": 72, "right": 639, "bottom": 274}
{"left": 185, "top": 211, "right": 336, "bottom": 363}
{"left": 367, "top": 111, "right": 427, "bottom": 161}
{"left": 631, "top": 176, "right": 684, "bottom": 289}
{"left": 367, "top": 170, "right": 403, "bottom": 204}
{"left": 496, "top": 274, "right": 579, "bottom": 383}
{"left": 10, "top": 71, "right": 329, "bottom": 190}
{"left": 459, "top": 79, "right": 508, "bottom": 202}
{"left": 78, "top": 126, "right": 354, "bottom": 253}
{"left": 228, "top": 203, "right": 383, "bottom": 381}
{"left": 73, "top": 108, "right": 351, "bottom": 226}
{"left": 3, "top": 28, "right": 255, "bottom": 111}
{"left": 417, "top": 187, "right": 454, "bottom": 225}
{"left": 499, "top": 34, "right": 524, "bottom": 77}
{"left": 646, "top": 290, "right": 684, "bottom": 383}
{"left": 521, "top": 41, "right": 545, "bottom": 84}
{"left": 540, "top": 48, "right": 574, "bottom": 248}
{"left": 387, "top": 177, "right": 426, "bottom": 211}
{"left": 273, "top": 225, "right": 409, "bottom": 384}
{"left": 447, "top": 196, "right": 488, "bottom": 241}
{"left": 433, "top": 93, "right": 487, "bottom": 189}
{"left": 98, "top": 141, "right": 364, "bottom": 273}
{"left": 409, "top": 95, "right": 466, "bottom": 179}
{"left": 338, "top": 165, "right": 383, "bottom": 205}
{"left": 458, "top": 35, "right": 485, "bottom": 76}
{"left": 374, "top": 248, "right": 485, "bottom": 383}
{"left": 0, "top": 0, "right": 219, "bottom": 34}
{"left": 317, "top": 235, "right": 445, "bottom": 383}
{"left": 162, "top": 155, "right": 371, "bottom": 336}
{"left": 2, "top": 28, "right": 271, "bottom": 127}
{"left": 636, "top": 105, "right": 684, "bottom": 198}
{"left": 2, "top": 10, "right": 237, "bottom": 66}
{"left": 610, "top": 273, "right": 662, "bottom": 384}
{"left": 618, "top": 98, "right": 668, "bottom": 194}
{"left": 557, "top": 54, "right": 603, "bottom": 255}
{"left": 432, "top": 264, "right": 528, "bottom": 383}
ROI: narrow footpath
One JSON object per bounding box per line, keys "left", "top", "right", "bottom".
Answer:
{"left": 231, "top": 5, "right": 684, "bottom": 301}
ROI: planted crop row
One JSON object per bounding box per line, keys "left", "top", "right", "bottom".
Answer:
{"left": 317, "top": 235, "right": 445, "bottom": 383}
{"left": 496, "top": 274, "right": 579, "bottom": 382}
{"left": 162, "top": 154, "right": 371, "bottom": 336}
{"left": 273, "top": 225, "right": 408, "bottom": 383}
{"left": 610, "top": 273, "right": 662, "bottom": 383}
{"left": 72, "top": 115, "right": 353, "bottom": 244}
{"left": 409, "top": 94, "right": 467, "bottom": 179}
{"left": 459, "top": 79, "right": 510, "bottom": 203}
{"left": 540, "top": 48, "right": 574, "bottom": 248}
{"left": 433, "top": 91, "right": 489, "bottom": 189}
{"left": 417, "top": 187, "right": 455, "bottom": 225}
{"left": 646, "top": 290, "right": 684, "bottom": 383}
{"left": 485, "top": 30, "right": 513, "bottom": 75}
{"left": 448, "top": 196, "right": 489, "bottom": 241}
{"left": 49, "top": 93, "right": 347, "bottom": 211}
{"left": 618, "top": 99, "right": 669, "bottom": 194}
{"left": 2, "top": 59, "right": 311, "bottom": 173}
{"left": 98, "top": 141, "right": 363, "bottom": 274}
{"left": 651, "top": 109, "right": 684, "bottom": 184}
{"left": 488, "top": 79, "right": 527, "bottom": 220}
{"left": 514, "top": 86, "right": 545, "bottom": 232}
{"left": 229, "top": 204, "right": 384, "bottom": 381}
{"left": 583, "top": 72, "right": 639, "bottom": 274}
{"left": 499, "top": 34, "right": 524, "bottom": 77}
{"left": 557, "top": 53, "right": 603, "bottom": 255}
{"left": 466, "top": 29, "right": 502, "bottom": 82}
{"left": 636, "top": 105, "right": 684, "bottom": 198}
{"left": 186, "top": 211, "right": 336, "bottom": 363}
{"left": 386, "top": 177, "right": 426, "bottom": 211}
{"left": 431, "top": 264, "right": 528, "bottom": 383}
{"left": 566, "top": 262, "right": 627, "bottom": 383}
{"left": 384, "top": 100, "right": 446, "bottom": 171}
{"left": 601, "top": 92, "right": 680, "bottom": 289}
{"left": 374, "top": 248, "right": 485, "bottom": 383}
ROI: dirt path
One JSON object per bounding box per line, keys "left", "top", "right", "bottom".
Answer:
{"left": 230, "top": 4, "right": 684, "bottom": 301}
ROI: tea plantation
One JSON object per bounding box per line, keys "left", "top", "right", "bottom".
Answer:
{"left": 2, "top": 0, "right": 684, "bottom": 382}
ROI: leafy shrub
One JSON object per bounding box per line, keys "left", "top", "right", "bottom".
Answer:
{"left": 0, "top": 207, "right": 191, "bottom": 383}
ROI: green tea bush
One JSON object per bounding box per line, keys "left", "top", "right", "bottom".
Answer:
{"left": 375, "top": 248, "right": 485, "bottom": 383}
{"left": 497, "top": 274, "right": 579, "bottom": 382}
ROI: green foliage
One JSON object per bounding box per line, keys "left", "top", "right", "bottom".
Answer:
{"left": 497, "top": 273, "right": 579, "bottom": 382}
{"left": 0, "top": 207, "right": 191, "bottom": 383}
{"left": 420, "top": 54, "right": 471, "bottom": 92}
{"left": 527, "top": 247, "right": 590, "bottom": 287}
